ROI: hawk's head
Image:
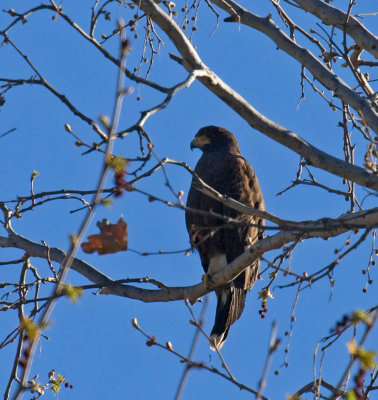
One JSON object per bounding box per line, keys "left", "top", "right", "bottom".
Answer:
{"left": 190, "top": 126, "right": 240, "bottom": 153}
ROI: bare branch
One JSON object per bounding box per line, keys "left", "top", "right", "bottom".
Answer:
{"left": 133, "top": 0, "right": 378, "bottom": 190}
{"left": 256, "top": 321, "right": 279, "bottom": 399}
{"left": 292, "top": 0, "right": 378, "bottom": 59}
{"left": 0, "top": 37, "right": 108, "bottom": 141}
{"left": 1, "top": 204, "right": 377, "bottom": 305}
{"left": 132, "top": 318, "right": 267, "bottom": 399}
{"left": 293, "top": 379, "right": 345, "bottom": 398}
{"left": 174, "top": 298, "right": 209, "bottom": 400}
{"left": 9, "top": 20, "right": 131, "bottom": 399}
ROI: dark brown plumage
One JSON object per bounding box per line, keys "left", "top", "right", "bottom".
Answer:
{"left": 185, "top": 126, "right": 264, "bottom": 349}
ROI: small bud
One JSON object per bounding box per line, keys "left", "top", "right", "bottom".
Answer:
{"left": 146, "top": 336, "right": 156, "bottom": 346}
{"left": 166, "top": 341, "right": 173, "bottom": 351}
{"left": 131, "top": 318, "right": 139, "bottom": 329}
{"left": 64, "top": 123, "right": 72, "bottom": 133}
{"left": 31, "top": 170, "right": 39, "bottom": 180}
{"left": 122, "top": 38, "right": 131, "bottom": 52}
{"left": 99, "top": 114, "right": 110, "bottom": 127}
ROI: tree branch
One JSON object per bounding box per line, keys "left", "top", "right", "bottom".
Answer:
{"left": 132, "top": 0, "right": 378, "bottom": 191}
{"left": 1, "top": 207, "right": 377, "bottom": 304}
{"left": 292, "top": 0, "right": 378, "bottom": 59}
{"left": 211, "top": 0, "right": 378, "bottom": 119}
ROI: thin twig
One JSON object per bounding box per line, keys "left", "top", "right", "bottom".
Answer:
{"left": 11, "top": 20, "right": 130, "bottom": 400}
{"left": 331, "top": 311, "right": 378, "bottom": 399}
{"left": 174, "top": 297, "right": 209, "bottom": 400}
{"left": 256, "top": 320, "right": 279, "bottom": 399}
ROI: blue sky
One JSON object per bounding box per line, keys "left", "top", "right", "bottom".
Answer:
{"left": 1, "top": 1, "right": 377, "bottom": 399}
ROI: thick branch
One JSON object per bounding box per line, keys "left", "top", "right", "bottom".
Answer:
{"left": 133, "top": 0, "right": 378, "bottom": 191}
{"left": 211, "top": 0, "right": 378, "bottom": 123}
{"left": 1, "top": 207, "right": 376, "bottom": 303}
{"left": 193, "top": 179, "right": 378, "bottom": 230}
{"left": 293, "top": 0, "right": 378, "bottom": 59}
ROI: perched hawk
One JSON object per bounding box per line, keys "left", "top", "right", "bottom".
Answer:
{"left": 185, "top": 126, "right": 265, "bottom": 349}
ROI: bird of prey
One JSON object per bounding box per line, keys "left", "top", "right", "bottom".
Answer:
{"left": 185, "top": 126, "right": 265, "bottom": 349}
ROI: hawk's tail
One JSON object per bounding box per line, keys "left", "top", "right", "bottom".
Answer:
{"left": 209, "top": 287, "right": 246, "bottom": 350}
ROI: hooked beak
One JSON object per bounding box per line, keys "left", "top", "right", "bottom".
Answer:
{"left": 190, "top": 139, "right": 199, "bottom": 151}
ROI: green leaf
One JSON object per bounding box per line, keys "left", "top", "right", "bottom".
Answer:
{"left": 107, "top": 155, "right": 128, "bottom": 173}
{"left": 52, "top": 381, "right": 61, "bottom": 393}
{"left": 346, "top": 390, "right": 357, "bottom": 400}
{"left": 351, "top": 310, "right": 372, "bottom": 326}
{"left": 20, "top": 317, "right": 40, "bottom": 340}
{"left": 258, "top": 288, "right": 274, "bottom": 300}
{"left": 101, "top": 199, "right": 113, "bottom": 208}
{"left": 357, "top": 348, "right": 377, "bottom": 370}
{"left": 31, "top": 170, "right": 39, "bottom": 180}
{"left": 61, "top": 284, "right": 83, "bottom": 303}
{"left": 347, "top": 339, "right": 377, "bottom": 369}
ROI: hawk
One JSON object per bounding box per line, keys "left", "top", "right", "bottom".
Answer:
{"left": 185, "top": 126, "right": 265, "bottom": 349}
